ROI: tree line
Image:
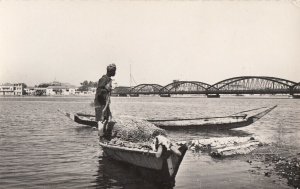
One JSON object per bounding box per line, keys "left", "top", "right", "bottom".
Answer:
{"left": 78, "top": 80, "right": 97, "bottom": 91}
{"left": 34, "top": 80, "right": 98, "bottom": 92}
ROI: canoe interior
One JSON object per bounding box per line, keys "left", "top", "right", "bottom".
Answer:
{"left": 157, "top": 119, "right": 253, "bottom": 130}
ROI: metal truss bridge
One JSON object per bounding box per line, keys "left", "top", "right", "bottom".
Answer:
{"left": 112, "top": 76, "right": 300, "bottom": 98}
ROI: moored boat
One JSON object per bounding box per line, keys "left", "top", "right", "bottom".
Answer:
{"left": 58, "top": 111, "right": 98, "bottom": 127}
{"left": 59, "top": 105, "right": 277, "bottom": 130}
{"left": 60, "top": 111, "right": 188, "bottom": 186}
{"left": 99, "top": 139, "right": 187, "bottom": 186}
{"left": 147, "top": 105, "right": 277, "bottom": 130}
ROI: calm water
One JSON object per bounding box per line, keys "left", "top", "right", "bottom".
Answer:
{"left": 0, "top": 96, "right": 299, "bottom": 189}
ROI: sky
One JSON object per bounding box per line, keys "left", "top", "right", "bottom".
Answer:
{"left": 0, "top": 0, "right": 300, "bottom": 87}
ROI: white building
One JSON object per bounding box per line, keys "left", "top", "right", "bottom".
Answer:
{"left": 0, "top": 84, "right": 14, "bottom": 95}
{"left": 46, "top": 85, "right": 77, "bottom": 96}
{"left": 24, "top": 87, "right": 36, "bottom": 95}
{"left": 14, "top": 83, "right": 25, "bottom": 95}
{"left": 0, "top": 83, "right": 25, "bottom": 96}
{"left": 88, "top": 87, "right": 96, "bottom": 93}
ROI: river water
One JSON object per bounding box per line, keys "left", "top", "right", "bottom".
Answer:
{"left": 0, "top": 96, "right": 299, "bottom": 189}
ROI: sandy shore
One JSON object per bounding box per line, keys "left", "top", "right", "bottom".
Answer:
{"left": 240, "top": 144, "right": 300, "bottom": 188}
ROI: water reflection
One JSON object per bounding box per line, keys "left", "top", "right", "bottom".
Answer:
{"left": 74, "top": 126, "right": 97, "bottom": 133}
{"left": 168, "top": 129, "right": 251, "bottom": 142}
{"left": 95, "top": 157, "right": 170, "bottom": 189}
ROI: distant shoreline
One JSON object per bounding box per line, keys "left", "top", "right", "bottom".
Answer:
{"left": 0, "top": 95, "right": 294, "bottom": 100}
{"left": 0, "top": 95, "right": 94, "bottom": 98}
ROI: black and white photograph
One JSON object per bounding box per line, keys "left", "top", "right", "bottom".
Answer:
{"left": 0, "top": 0, "right": 299, "bottom": 188}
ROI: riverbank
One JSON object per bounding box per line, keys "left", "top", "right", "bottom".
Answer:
{"left": 0, "top": 95, "right": 94, "bottom": 98}
{"left": 240, "top": 144, "right": 300, "bottom": 188}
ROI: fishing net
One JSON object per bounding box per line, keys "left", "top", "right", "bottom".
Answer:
{"left": 101, "top": 116, "right": 183, "bottom": 155}
{"left": 104, "top": 116, "right": 167, "bottom": 143}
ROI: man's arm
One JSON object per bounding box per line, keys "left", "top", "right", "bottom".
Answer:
{"left": 95, "top": 76, "right": 109, "bottom": 104}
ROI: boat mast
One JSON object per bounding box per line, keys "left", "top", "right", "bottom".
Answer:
{"left": 129, "top": 64, "right": 137, "bottom": 88}
{"left": 130, "top": 64, "right": 132, "bottom": 88}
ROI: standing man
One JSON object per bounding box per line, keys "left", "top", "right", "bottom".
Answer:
{"left": 94, "top": 64, "right": 116, "bottom": 133}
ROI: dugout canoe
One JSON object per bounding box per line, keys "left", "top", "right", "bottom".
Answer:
{"left": 59, "top": 109, "right": 188, "bottom": 186}
{"left": 147, "top": 105, "right": 277, "bottom": 130}
{"left": 99, "top": 140, "right": 187, "bottom": 186}
{"left": 58, "top": 110, "right": 98, "bottom": 127}
{"left": 58, "top": 105, "right": 277, "bottom": 130}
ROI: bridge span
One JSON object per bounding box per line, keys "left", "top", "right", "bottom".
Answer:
{"left": 112, "top": 76, "right": 300, "bottom": 98}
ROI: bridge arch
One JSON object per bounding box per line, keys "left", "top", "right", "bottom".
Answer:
{"left": 159, "top": 81, "right": 212, "bottom": 94}
{"left": 291, "top": 82, "right": 300, "bottom": 94}
{"left": 208, "top": 76, "right": 297, "bottom": 94}
{"left": 129, "top": 84, "right": 163, "bottom": 94}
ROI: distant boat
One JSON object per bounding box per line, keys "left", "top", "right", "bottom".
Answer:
{"left": 58, "top": 105, "right": 277, "bottom": 130}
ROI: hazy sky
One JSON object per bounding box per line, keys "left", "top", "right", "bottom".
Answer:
{"left": 1, "top": 0, "right": 299, "bottom": 87}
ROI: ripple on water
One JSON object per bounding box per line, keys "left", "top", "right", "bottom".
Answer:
{"left": 0, "top": 97, "right": 299, "bottom": 189}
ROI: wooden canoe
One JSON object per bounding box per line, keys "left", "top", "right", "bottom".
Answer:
{"left": 59, "top": 105, "right": 277, "bottom": 130}
{"left": 58, "top": 110, "right": 98, "bottom": 127}
{"left": 148, "top": 105, "right": 277, "bottom": 130}
{"left": 99, "top": 141, "right": 187, "bottom": 186}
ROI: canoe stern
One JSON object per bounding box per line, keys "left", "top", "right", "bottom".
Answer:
{"left": 100, "top": 142, "right": 188, "bottom": 185}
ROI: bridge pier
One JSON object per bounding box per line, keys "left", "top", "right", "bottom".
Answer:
{"left": 206, "top": 94, "right": 220, "bottom": 98}
{"left": 160, "top": 94, "right": 171, "bottom": 97}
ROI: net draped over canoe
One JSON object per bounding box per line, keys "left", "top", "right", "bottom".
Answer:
{"left": 105, "top": 116, "right": 167, "bottom": 143}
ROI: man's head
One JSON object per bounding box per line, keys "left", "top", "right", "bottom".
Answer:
{"left": 107, "top": 63, "right": 116, "bottom": 77}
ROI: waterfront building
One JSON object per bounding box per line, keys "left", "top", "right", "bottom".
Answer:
{"left": 24, "top": 87, "right": 36, "bottom": 95}
{"left": 88, "top": 87, "right": 96, "bottom": 93}
{"left": 112, "top": 80, "right": 118, "bottom": 89}
{"left": 34, "top": 88, "right": 47, "bottom": 96}
{"left": 46, "top": 85, "right": 77, "bottom": 96}
{"left": 112, "top": 86, "right": 131, "bottom": 96}
{"left": 0, "top": 83, "right": 25, "bottom": 96}
{"left": 0, "top": 84, "right": 14, "bottom": 95}
{"left": 74, "top": 88, "right": 96, "bottom": 96}
{"left": 14, "top": 83, "right": 25, "bottom": 95}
